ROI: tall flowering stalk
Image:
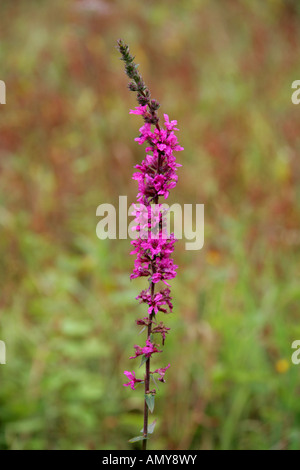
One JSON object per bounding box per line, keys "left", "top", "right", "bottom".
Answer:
{"left": 117, "top": 40, "right": 183, "bottom": 449}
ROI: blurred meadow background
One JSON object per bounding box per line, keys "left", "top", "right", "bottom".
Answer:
{"left": 1, "top": 0, "right": 300, "bottom": 450}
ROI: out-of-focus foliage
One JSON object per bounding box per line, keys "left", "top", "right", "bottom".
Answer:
{"left": 0, "top": 0, "right": 300, "bottom": 450}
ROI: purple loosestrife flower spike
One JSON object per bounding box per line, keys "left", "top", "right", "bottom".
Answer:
{"left": 117, "top": 39, "right": 183, "bottom": 449}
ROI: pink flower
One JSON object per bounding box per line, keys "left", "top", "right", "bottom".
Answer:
{"left": 134, "top": 123, "right": 152, "bottom": 145}
{"left": 152, "top": 322, "right": 171, "bottom": 345}
{"left": 153, "top": 364, "right": 170, "bottom": 383}
{"left": 137, "top": 288, "right": 173, "bottom": 315}
{"left": 128, "top": 114, "right": 184, "bottom": 205}
{"left": 123, "top": 371, "right": 143, "bottom": 390}
{"left": 130, "top": 339, "right": 162, "bottom": 359}
{"left": 129, "top": 105, "right": 148, "bottom": 115}
{"left": 130, "top": 235, "right": 178, "bottom": 285}
{"left": 163, "top": 114, "right": 179, "bottom": 131}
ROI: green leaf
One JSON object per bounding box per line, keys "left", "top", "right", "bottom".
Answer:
{"left": 129, "top": 436, "right": 148, "bottom": 443}
{"left": 139, "top": 355, "right": 148, "bottom": 368}
{"left": 151, "top": 374, "right": 159, "bottom": 391}
{"left": 145, "top": 394, "right": 155, "bottom": 413}
{"left": 140, "top": 420, "right": 157, "bottom": 435}
{"left": 148, "top": 420, "right": 157, "bottom": 434}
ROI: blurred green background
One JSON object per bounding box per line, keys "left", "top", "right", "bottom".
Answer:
{"left": 1, "top": 0, "right": 300, "bottom": 450}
